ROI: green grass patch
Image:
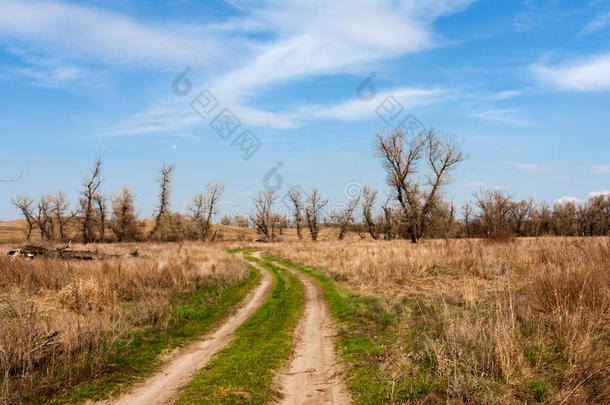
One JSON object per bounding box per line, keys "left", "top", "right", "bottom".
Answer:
{"left": 45, "top": 269, "right": 260, "bottom": 404}
{"left": 227, "top": 248, "right": 261, "bottom": 254}
{"left": 175, "top": 258, "right": 303, "bottom": 405}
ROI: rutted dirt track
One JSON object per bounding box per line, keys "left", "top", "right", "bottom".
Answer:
{"left": 269, "top": 257, "right": 351, "bottom": 405}
{"left": 103, "top": 254, "right": 273, "bottom": 405}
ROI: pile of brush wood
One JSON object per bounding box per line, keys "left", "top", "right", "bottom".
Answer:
{"left": 5, "top": 244, "right": 139, "bottom": 260}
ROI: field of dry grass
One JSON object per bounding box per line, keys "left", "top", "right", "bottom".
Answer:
{"left": 268, "top": 237, "right": 610, "bottom": 403}
{"left": 0, "top": 242, "right": 250, "bottom": 403}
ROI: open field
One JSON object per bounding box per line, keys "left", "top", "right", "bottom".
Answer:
{"left": 266, "top": 237, "right": 610, "bottom": 403}
{"left": 1, "top": 236, "right": 608, "bottom": 404}
{"left": 0, "top": 242, "right": 253, "bottom": 403}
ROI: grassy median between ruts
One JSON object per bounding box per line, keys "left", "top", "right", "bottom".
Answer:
{"left": 175, "top": 256, "right": 303, "bottom": 404}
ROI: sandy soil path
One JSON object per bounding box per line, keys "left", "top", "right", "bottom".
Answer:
{"left": 102, "top": 254, "right": 273, "bottom": 405}
{"left": 269, "top": 257, "right": 351, "bottom": 405}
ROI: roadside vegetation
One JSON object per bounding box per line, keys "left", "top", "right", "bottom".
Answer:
{"left": 267, "top": 237, "right": 610, "bottom": 403}
{"left": 176, "top": 255, "right": 303, "bottom": 404}
{"left": 0, "top": 243, "right": 255, "bottom": 404}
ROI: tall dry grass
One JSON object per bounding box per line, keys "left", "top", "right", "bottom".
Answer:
{"left": 268, "top": 237, "right": 610, "bottom": 403}
{"left": 0, "top": 242, "right": 249, "bottom": 403}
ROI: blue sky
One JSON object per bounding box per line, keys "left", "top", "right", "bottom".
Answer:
{"left": 0, "top": 0, "right": 609, "bottom": 220}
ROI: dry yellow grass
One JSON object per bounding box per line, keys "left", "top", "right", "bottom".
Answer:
{"left": 268, "top": 237, "right": 610, "bottom": 403}
{"left": 0, "top": 242, "right": 249, "bottom": 403}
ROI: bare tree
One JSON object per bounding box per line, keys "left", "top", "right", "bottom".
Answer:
{"left": 332, "top": 194, "right": 360, "bottom": 240}
{"left": 11, "top": 195, "right": 35, "bottom": 240}
{"left": 361, "top": 186, "right": 380, "bottom": 240}
{"left": 34, "top": 195, "right": 54, "bottom": 240}
{"left": 188, "top": 182, "right": 225, "bottom": 241}
{"left": 510, "top": 198, "right": 534, "bottom": 236}
{"left": 474, "top": 189, "right": 514, "bottom": 236}
{"left": 461, "top": 202, "right": 474, "bottom": 238}
{"left": 251, "top": 190, "right": 277, "bottom": 240}
{"left": 149, "top": 163, "right": 175, "bottom": 240}
{"left": 288, "top": 188, "right": 304, "bottom": 240}
{"left": 305, "top": 188, "right": 328, "bottom": 241}
{"left": 79, "top": 156, "right": 103, "bottom": 244}
{"left": 94, "top": 193, "right": 107, "bottom": 242}
{"left": 50, "top": 191, "right": 70, "bottom": 241}
{"left": 375, "top": 128, "right": 464, "bottom": 243}
{"left": 110, "top": 187, "right": 139, "bottom": 242}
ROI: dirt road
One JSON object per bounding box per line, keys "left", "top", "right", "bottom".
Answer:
{"left": 270, "top": 258, "right": 351, "bottom": 405}
{"left": 103, "top": 255, "right": 273, "bottom": 405}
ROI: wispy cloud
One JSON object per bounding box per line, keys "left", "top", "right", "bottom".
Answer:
{"left": 504, "top": 161, "right": 551, "bottom": 173}
{"left": 299, "top": 87, "right": 448, "bottom": 122}
{"left": 488, "top": 90, "right": 523, "bottom": 100}
{"left": 579, "top": 9, "right": 610, "bottom": 36}
{"left": 0, "top": 0, "right": 220, "bottom": 67}
{"left": 472, "top": 109, "right": 533, "bottom": 126}
{"left": 592, "top": 165, "right": 610, "bottom": 173}
{"left": 531, "top": 52, "right": 610, "bottom": 91}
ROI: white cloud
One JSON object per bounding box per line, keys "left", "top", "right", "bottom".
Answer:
{"left": 554, "top": 196, "right": 582, "bottom": 205}
{"left": 580, "top": 10, "right": 610, "bottom": 36}
{"left": 0, "top": 0, "right": 220, "bottom": 67}
{"left": 489, "top": 90, "right": 522, "bottom": 100}
{"left": 592, "top": 165, "right": 610, "bottom": 174}
{"left": 299, "top": 87, "right": 448, "bottom": 122}
{"left": 589, "top": 190, "right": 610, "bottom": 198}
{"left": 531, "top": 52, "right": 610, "bottom": 91}
{"left": 504, "top": 161, "right": 551, "bottom": 173}
{"left": 472, "top": 109, "right": 533, "bottom": 126}
{"left": 208, "top": 0, "right": 474, "bottom": 102}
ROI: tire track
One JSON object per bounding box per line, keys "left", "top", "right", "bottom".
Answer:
{"left": 266, "top": 255, "right": 351, "bottom": 405}
{"left": 103, "top": 253, "right": 273, "bottom": 405}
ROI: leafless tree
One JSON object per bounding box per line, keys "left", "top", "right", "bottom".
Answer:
{"left": 288, "top": 188, "right": 304, "bottom": 240}
{"left": 305, "top": 188, "right": 328, "bottom": 241}
{"left": 188, "top": 182, "right": 225, "bottom": 241}
{"left": 50, "top": 191, "right": 70, "bottom": 241}
{"left": 220, "top": 214, "right": 232, "bottom": 226}
{"left": 474, "top": 188, "right": 514, "bottom": 236}
{"left": 34, "top": 195, "right": 54, "bottom": 240}
{"left": 251, "top": 190, "right": 277, "bottom": 240}
{"left": 79, "top": 156, "right": 103, "bottom": 244}
{"left": 332, "top": 194, "right": 360, "bottom": 240}
{"left": 11, "top": 195, "right": 35, "bottom": 240}
{"left": 461, "top": 202, "right": 474, "bottom": 238}
{"left": 110, "top": 187, "right": 139, "bottom": 242}
{"left": 94, "top": 193, "right": 107, "bottom": 242}
{"left": 375, "top": 128, "right": 464, "bottom": 243}
{"left": 361, "top": 186, "right": 380, "bottom": 240}
{"left": 149, "top": 163, "right": 174, "bottom": 240}
{"left": 234, "top": 215, "right": 249, "bottom": 228}
{"left": 510, "top": 198, "right": 535, "bottom": 236}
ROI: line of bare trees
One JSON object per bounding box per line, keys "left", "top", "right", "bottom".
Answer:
{"left": 11, "top": 157, "right": 227, "bottom": 243}
{"left": 10, "top": 129, "right": 609, "bottom": 243}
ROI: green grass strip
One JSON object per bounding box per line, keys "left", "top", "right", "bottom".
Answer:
{"left": 46, "top": 269, "right": 260, "bottom": 405}
{"left": 175, "top": 258, "right": 303, "bottom": 405}
{"left": 262, "top": 254, "right": 436, "bottom": 404}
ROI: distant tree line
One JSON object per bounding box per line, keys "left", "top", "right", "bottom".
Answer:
{"left": 11, "top": 158, "right": 227, "bottom": 243}
{"left": 10, "top": 129, "right": 610, "bottom": 243}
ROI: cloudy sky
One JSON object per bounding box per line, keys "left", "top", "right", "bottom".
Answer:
{"left": 0, "top": 0, "right": 609, "bottom": 219}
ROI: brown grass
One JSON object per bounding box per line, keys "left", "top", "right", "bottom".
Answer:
{"left": 268, "top": 237, "right": 610, "bottom": 403}
{"left": 0, "top": 242, "right": 249, "bottom": 403}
